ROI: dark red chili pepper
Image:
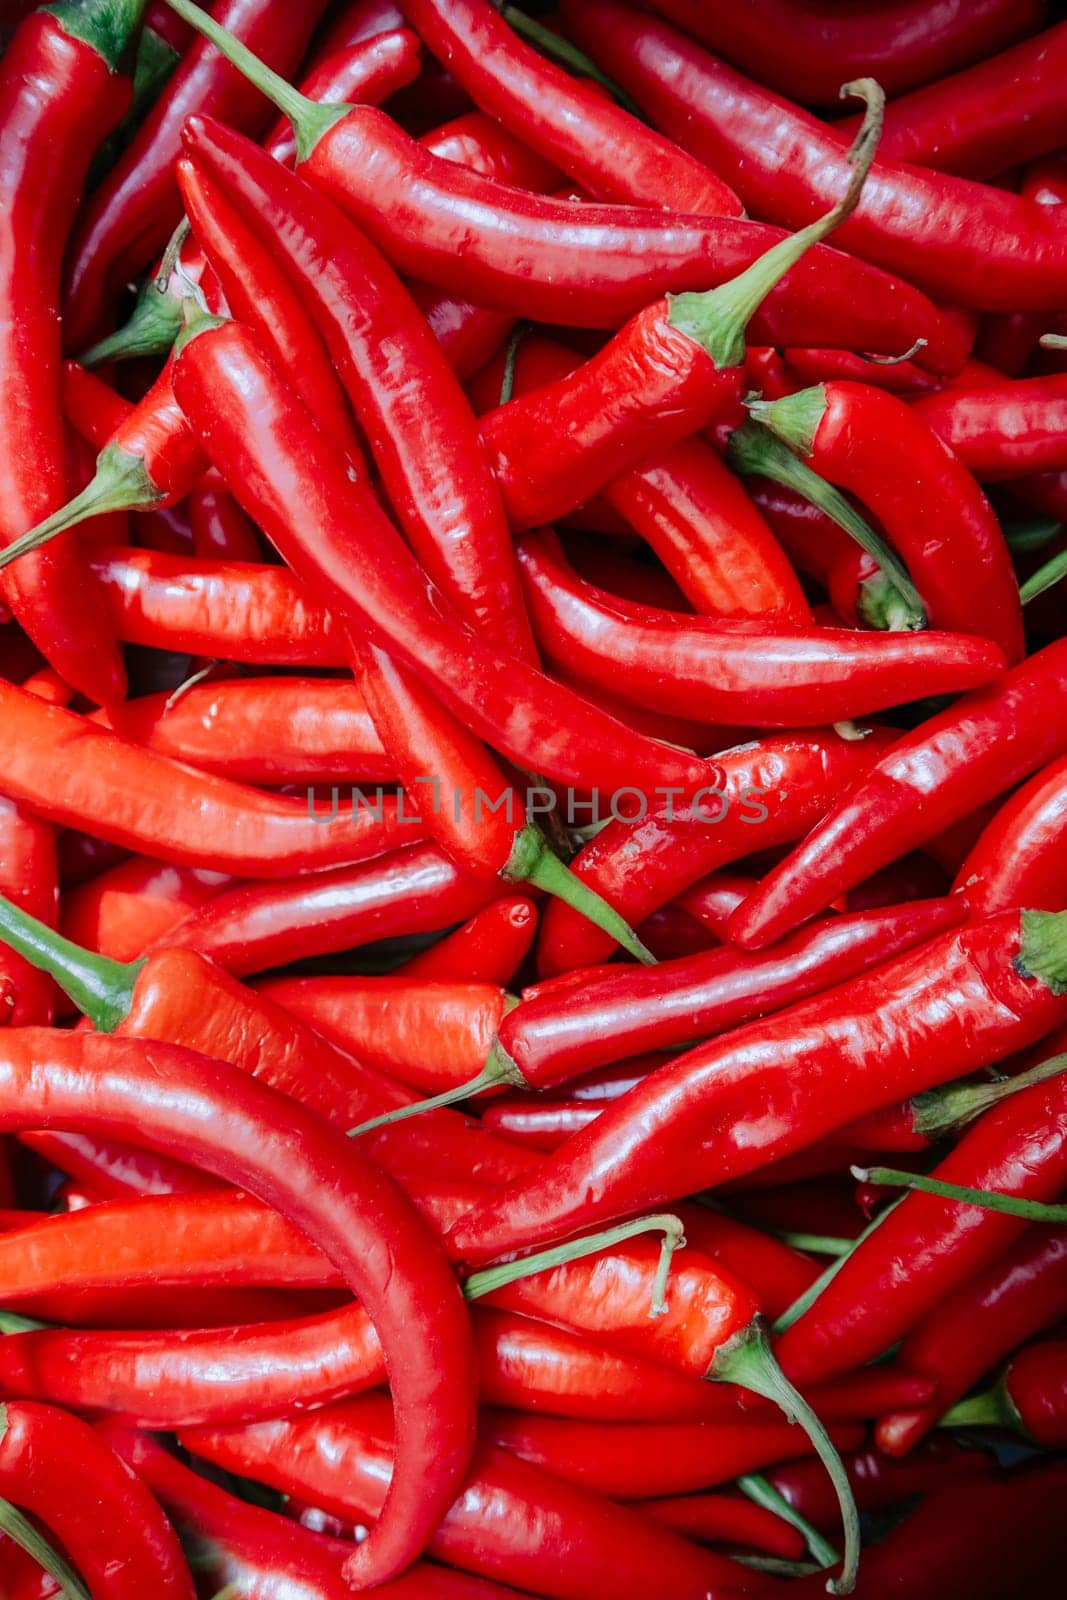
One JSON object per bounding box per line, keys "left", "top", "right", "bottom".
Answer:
{"left": 59, "top": 857, "right": 233, "bottom": 963}
{"left": 180, "top": 1393, "right": 754, "bottom": 1600}
{"left": 748, "top": 381, "right": 1024, "bottom": 660}
{"left": 63, "top": 0, "right": 328, "bottom": 349}
{"left": 0, "top": 1029, "right": 478, "bottom": 1590}
{"left": 0, "top": 0, "right": 137, "bottom": 707}
{"left": 775, "top": 1058, "right": 1067, "bottom": 1386}
{"left": 876, "top": 1225, "right": 1067, "bottom": 1457}
{"left": 569, "top": 0, "right": 1067, "bottom": 313}
{"left": 729, "top": 639, "right": 1067, "bottom": 950}
{"left": 516, "top": 528, "right": 1005, "bottom": 726}
{"left": 186, "top": 486, "right": 261, "bottom": 562}
{"left": 954, "top": 753, "right": 1067, "bottom": 916}
{"left": 782, "top": 347, "right": 940, "bottom": 396}
{"left": 0, "top": 1401, "right": 195, "bottom": 1599}
{"left": 448, "top": 909, "right": 1067, "bottom": 1264}
{"left": 643, "top": 1490, "right": 805, "bottom": 1562}
{"left": 0, "top": 680, "right": 418, "bottom": 878}
{"left": 767, "top": 1437, "right": 996, "bottom": 1534}
{"left": 949, "top": 1337, "right": 1067, "bottom": 1447}
{"left": 640, "top": 0, "right": 1044, "bottom": 108}
{"left": 401, "top": 0, "right": 742, "bottom": 216}
{"left": 264, "top": 28, "right": 423, "bottom": 164}
{"left": 537, "top": 727, "right": 898, "bottom": 976}
{"left": 393, "top": 894, "right": 537, "bottom": 984}
{"left": 910, "top": 373, "right": 1067, "bottom": 480}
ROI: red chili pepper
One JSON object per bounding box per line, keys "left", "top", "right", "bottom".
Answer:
{"left": 0, "top": 1029, "right": 477, "bottom": 1590}
{"left": 836, "top": 21, "right": 1067, "bottom": 181}
{"left": 264, "top": 28, "right": 423, "bottom": 164}
{"left": 639, "top": 0, "right": 1043, "bottom": 108}
{"left": 421, "top": 107, "right": 563, "bottom": 189}
{"left": 0, "top": 799, "right": 56, "bottom": 1029}
{"left": 516, "top": 528, "right": 1005, "bottom": 726}
{"left": 0, "top": 681, "right": 418, "bottom": 878}
{"left": 0, "top": 1401, "right": 195, "bottom": 1599}
{"left": 955, "top": 753, "right": 1067, "bottom": 917}
{"left": 910, "top": 373, "right": 1067, "bottom": 480}
{"left": 568, "top": 0, "right": 1067, "bottom": 313}
{"left": 449, "top": 909, "right": 1067, "bottom": 1265}
{"left": 63, "top": 0, "right": 328, "bottom": 349}
{"left": 954, "top": 1337, "right": 1067, "bottom": 1446}
{"left": 19, "top": 1129, "right": 222, "bottom": 1201}
{"left": 179, "top": 1393, "right": 755, "bottom": 1600}
{"left": 537, "top": 727, "right": 898, "bottom": 976}
{"left": 393, "top": 894, "right": 537, "bottom": 984}
{"left": 876, "top": 1225, "right": 1067, "bottom": 1457}
{"left": 59, "top": 857, "right": 232, "bottom": 963}
{"left": 186, "top": 486, "right": 261, "bottom": 562}
{"left": 782, "top": 347, "right": 941, "bottom": 397}
{"left": 775, "top": 1058, "right": 1067, "bottom": 1387}
{"left": 0, "top": 2, "right": 137, "bottom": 707}
{"left": 729, "top": 639, "right": 1067, "bottom": 949}
{"left": 831, "top": 1060, "right": 1060, "bottom": 1157}
{"left": 644, "top": 1490, "right": 806, "bottom": 1562}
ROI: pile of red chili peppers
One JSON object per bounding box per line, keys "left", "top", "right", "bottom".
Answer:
{"left": 2, "top": 0, "right": 1067, "bottom": 1594}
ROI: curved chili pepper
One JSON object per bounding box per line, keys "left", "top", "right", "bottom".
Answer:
{"left": 775, "top": 1057, "right": 1067, "bottom": 1386}
{"left": 836, "top": 21, "right": 1067, "bottom": 181}
{"left": 749, "top": 382, "right": 1023, "bottom": 661}
{"left": 180, "top": 1393, "right": 754, "bottom": 1600}
{"left": 910, "top": 373, "right": 1067, "bottom": 480}
{"left": 163, "top": 0, "right": 964, "bottom": 366}
{"left": 832, "top": 1057, "right": 1065, "bottom": 1157}
{"left": 955, "top": 753, "right": 1067, "bottom": 917}
{"left": 768, "top": 1437, "right": 996, "bottom": 1533}
{"left": 170, "top": 312, "right": 718, "bottom": 798}
{"left": 536, "top": 728, "right": 898, "bottom": 976}
{"left": 448, "top": 909, "right": 1067, "bottom": 1264}
{"left": 0, "top": 681, "right": 418, "bottom": 878}
{"left": 63, "top": 0, "right": 328, "bottom": 349}
{"left": 186, "top": 486, "right": 261, "bottom": 561}
{"left": 59, "top": 857, "right": 232, "bottom": 963}
{"left": 876, "top": 1226, "right": 1067, "bottom": 1457}
{"left": 0, "top": 800, "right": 56, "bottom": 1028}
{"left": 263, "top": 28, "right": 424, "bottom": 164}
{"left": 400, "top": 0, "right": 741, "bottom": 215}
{"left": 0, "top": 1028, "right": 477, "bottom": 1591}
{"left": 19, "top": 1128, "right": 222, "bottom": 1201}
{"left": 728, "top": 639, "right": 1067, "bottom": 950}
{"left": 644, "top": 1490, "right": 806, "bottom": 1561}
{"left": 394, "top": 894, "right": 537, "bottom": 984}
{"left": 782, "top": 347, "right": 940, "bottom": 397}
{"left": 0, "top": 1401, "right": 195, "bottom": 1599}
{"left": 0, "top": 1, "right": 136, "bottom": 707}
{"left": 516, "top": 529, "right": 1005, "bottom": 726}
{"left": 953, "top": 1337, "right": 1067, "bottom": 1447}
{"left": 640, "top": 0, "right": 1044, "bottom": 108}
{"left": 569, "top": 0, "right": 1067, "bottom": 313}
{"left": 421, "top": 106, "right": 563, "bottom": 189}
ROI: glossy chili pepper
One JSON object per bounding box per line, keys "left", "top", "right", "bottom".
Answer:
{"left": 782, "top": 347, "right": 940, "bottom": 397}
{"left": 394, "top": 894, "right": 537, "bottom": 984}
{"left": 775, "top": 1059, "right": 1067, "bottom": 1386}
{"left": 910, "top": 373, "right": 1067, "bottom": 480}
{"left": 0, "top": 799, "right": 56, "bottom": 1029}
{"left": 767, "top": 1437, "right": 995, "bottom": 1534}
{"left": 517, "top": 529, "right": 1005, "bottom": 726}
{"left": 0, "top": 0, "right": 135, "bottom": 707}
{"left": 170, "top": 312, "right": 718, "bottom": 799}
{"left": 448, "top": 909, "right": 1067, "bottom": 1264}
{"left": 830, "top": 1059, "right": 1063, "bottom": 1157}
{"left": 569, "top": 0, "right": 1067, "bottom": 313}
{"left": 59, "top": 857, "right": 232, "bottom": 963}
{"left": 180, "top": 1393, "right": 754, "bottom": 1600}
{"left": 640, "top": 0, "right": 1044, "bottom": 108}
{"left": 163, "top": 0, "right": 963, "bottom": 366}
{"left": 955, "top": 753, "right": 1067, "bottom": 917}
{"left": 0, "top": 680, "right": 417, "bottom": 878}
{"left": 0, "top": 1029, "right": 477, "bottom": 1591}
{"left": 20, "top": 1127, "right": 222, "bottom": 1201}
{"left": 643, "top": 1491, "right": 805, "bottom": 1561}
{"left": 537, "top": 727, "right": 898, "bottom": 976}
{"left": 0, "top": 1401, "right": 195, "bottom": 1599}
{"left": 263, "top": 27, "right": 423, "bottom": 164}
{"left": 749, "top": 382, "right": 1024, "bottom": 660}
{"left": 876, "top": 1225, "right": 1067, "bottom": 1457}
{"left": 399, "top": 0, "right": 741, "bottom": 214}
{"left": 836, "top": 20, "right": 1067, "bottom": 181}
{"left": 950, "top": 1337, "right": 1067, "bottom": 1447}
{"left": 186, "top": 486, "right": 261, "bottom": 561}
{"left": 64, "top": 0, "right": 327, "bottom": 349}
{"left": 729, "top": 639, "right": 1067, "bottom": 949}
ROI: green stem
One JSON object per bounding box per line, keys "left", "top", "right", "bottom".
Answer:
{"left": 1020, "top": 544, "right": 1067, "bottom": 606}
{"left": 939, "top": 1384, "right": 1020, "bottom": 1432}
{"left": 489, "top": 1, "right": 645, "bottom": 118}
{"left": 498, "top": 322, "right": 531, "bottom": 407}
{"left": 912, "top": 1052, "right": 1067, "bottom": 1141}
{"left": 88, "top": 22, "right": 181, "bottom": 189}
{"left": 465, "top": 1213, "right": 686, "bottom": 1317}
{"left": 727, "top": 420, "right": 926, "bottom": 626}
{"left": 0, "top": 1485, "right": 91, "bottom": 1600}
{"left": 0, "top": 891, "right": 139, "bottom": 1031}
{"left": 80, "top": 272, "right": 185, "bottom": 366}
{"left": 0, "top": 1311, "right": 50, "bottom": 1334}
{"left": 508, "top": 826, "right": 655, "bottom": 964}
{"left": 1016, "top": 909, "right": 1067, "bottom": 994}
{"left": 738, "top": 1472, "right": 840, "bottom": 1570}
{"left": 709, "top": 1318, "right": 860, "bottom": 1595}
{"left": 0, "top": 447, "right": 157, "bottom": 573}
{"left": 852, "top": 1165, "right": 1067, "bottom": 1223}
{"left": 668, "top": 80, "right": 884, "bottom": 370}
{"left": 774, "top": 1233, "right": 854, "bottom": 1258}
{"left": 773, "top": 1200, "right": 904, "bottom": 1335}
{"left": 45, "top": 0, "right": 148, "bottom": 72}
{"left": 162, "top": 0, "right": 347, "bottom": 163}
{"left": 347, "top": 1042, "right": 525, "bottom": 1138}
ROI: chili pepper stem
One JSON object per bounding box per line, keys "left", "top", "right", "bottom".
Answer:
{"left": 1017, "top": 910, "right": 1067, "bottom": 993}
{"left": 709, "top": 1317, "right": 861, "bottom": 1595}
{"left": 668, "top": 79, "right": 883, "bottom": 370}
{"left": 852, "top": 1166, "right": 1067, "bottom": 1222}
{"left": 44, "top": 0, "right": 149, "bottom": 73}
{"left": 348, "top": 1042, "right": 526, "bottom": 1138}
{"left": 506, "top": 825, "right": 656, "bottom": 964}
{"left": 161, "top": 0, "right": 347, "bottom": 164}
{"left": 0, "top": 890, "right": 139, "bottom": 1031}
{"left": 464, "top": 1213, "right": 686, "bottom": 1317}
{"left": 1020, "top": 545, "right": 1067, "bottom": 605}
{"left": 748, "top": 387, "right": 829, "bottom": 459}
{"left": 80, "top": 219, "right": 190, "bottom": 366}
{"left": 738, "top": 1473, "right": 841, "bottom": 1570}
{"left": 0, "top": 1480, "right": 91, "bottom": 1600}
{"left": 0, "top": 446, "right": 156, "bottom": 573}
{"left": 912, "top": 1051, "right": 1067, "bottom": 1139}
{"left": 0, "top": 1311, "right": 49, "bottom": 1334}
{"left": 774, "top": 1201, "right": 905, "bottom": 1334}
{"left": 488, "top": 0, "right": 645, "bottom": 119}
{"left": 940, "top": 1385, "right": 1021, "bottom": 1433}
{"left": 774, "top": 1233, "right": 853, "bottom": 1258}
